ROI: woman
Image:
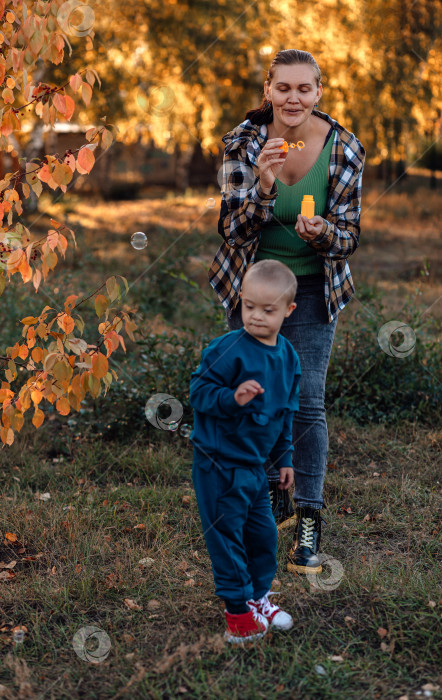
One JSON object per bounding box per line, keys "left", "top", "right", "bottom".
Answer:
{"left": 208, "top": 49, "right": 366, "bottom": 575}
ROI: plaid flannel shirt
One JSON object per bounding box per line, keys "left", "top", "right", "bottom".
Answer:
{"left": 208, "top": 109, "right": 366, "bottom": 323}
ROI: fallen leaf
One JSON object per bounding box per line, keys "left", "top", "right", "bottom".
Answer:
{"left": 39, "top": 492, "right": 51, "bottom": 501}
{"left": 0, "top": 560, "right": 16, "bottom": 569}
{"left": 147, "top": 599, "right": 161, "bottom": 611}
{"left": 181, "top": 495, "right": 191, "bottom": 505}
{"left": 0, "top": 570, "right": 15, "bottom": 581}
{"left": 133, "top": 524, "right": 146, "bottom": 530}
{"left": 344, "top": 616, "right": 355, "bottom": 625}
{"left": 139, "top": 557, "right": 155, "bottom": 568}
{"left": 422, "top": 684, "right": 440, "bottom": 692}
{"left": 428, "top": 600, "right": 436, "bottom": 608}
{"left": 125, "top": 652, "right": 135, "bottom": 661}
{"left": 380, "top": 641, "right": 388, "bottom": 651}
{"left": 4, "top": 532, "right": 18, "bottom": 542}
{"left": 377, "top": 627, "right": 388, "bottom": 638}
{"left": 328, "top": 655, "right": 344, "bottom": 662}
{"left": 184, "top": 578, "right": 195, "bottom": 587}
{"left": 124, "top": 598, "right": 143, "bottom": 611}
{"left": 373, "top": 472, "right": 380, "bottom": 477}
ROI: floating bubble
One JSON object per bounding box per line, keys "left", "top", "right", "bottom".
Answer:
{"left": 131, "top": 231, "right": 147, "bottom": 250}
{"left": 377, "top": 320, "right": 416, "bottom": 358}
{"left": 145, "top": 393, "right": 183, "bottom": 431}
{"left": 206, "top": 198, "right": 216, "bottom": 208}
{"left": 57, "top": 0, "right": 95, "bottom": 37}
{"left": 180, "top": 424, "right": 192, "bottom": 438}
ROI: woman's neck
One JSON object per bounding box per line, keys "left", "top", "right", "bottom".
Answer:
{"left": 268, "top": 114, "right": 315, "bottom": 143}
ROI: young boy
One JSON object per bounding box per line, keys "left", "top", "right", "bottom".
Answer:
{"left": 189, "top": 259, "right": 301, "bottom": 644}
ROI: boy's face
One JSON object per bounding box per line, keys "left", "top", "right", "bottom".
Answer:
{"left": 240, "top": 278, "right": 297, "bottom": 345}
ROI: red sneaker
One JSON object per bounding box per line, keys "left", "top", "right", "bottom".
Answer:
{"left": 247, "top": 591, "right": 293, "bottom": 631}
{"left": 224, "top": 608, "right": 269, "bottom": 644}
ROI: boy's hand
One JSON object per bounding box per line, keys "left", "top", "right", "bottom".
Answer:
{"left": 234, "top": 380, "right": 265, "bottom": 406}
{"left": 279, "top": 467, "right": 294, "bottom": 490}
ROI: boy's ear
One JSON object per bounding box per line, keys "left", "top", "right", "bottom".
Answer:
{"left": 286, "top": 302, "right": 297, "bottom": 316}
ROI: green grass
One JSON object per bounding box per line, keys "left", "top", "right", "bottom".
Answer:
{"left": 0, "top": 417, "right": 440, "bottom": 699}
{"left": 0, "top": 185, "right": 441, "bottom": 697}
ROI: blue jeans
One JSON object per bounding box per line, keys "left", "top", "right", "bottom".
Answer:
{"left": 226, "top": 273, "right": 338, "bottom": 511}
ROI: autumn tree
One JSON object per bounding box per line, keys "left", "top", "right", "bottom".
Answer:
{"left": 0, "top": 0, "right": 137, "bottom": 446}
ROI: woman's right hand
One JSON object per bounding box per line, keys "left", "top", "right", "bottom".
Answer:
{"left": 257, "top": 138, "right": 287, "bottom": 191}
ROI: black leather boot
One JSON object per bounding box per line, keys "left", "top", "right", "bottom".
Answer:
{"left": 269, "top": 483, "right": 297, "bottom": 531}
{"left": 287, "top": 506, "right": 326, "bottom": 574}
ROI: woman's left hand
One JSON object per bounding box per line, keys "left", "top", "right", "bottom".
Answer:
{"left": 295, "top": 214, "right": 324, "bottom": 241}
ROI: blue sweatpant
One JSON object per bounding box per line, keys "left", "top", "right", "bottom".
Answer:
{"left": 192, "top": 453, "right": 278, "bottom": 603}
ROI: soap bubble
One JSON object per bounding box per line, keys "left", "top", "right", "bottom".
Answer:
{"left": 180, "top": 424, "right": 192, "bottom": 438}
{"left": 168, "top": 420, "right": 179, "bottom": 432}
{"left": 206, "top": 198, "right": 216, "bottom": 208}
{"left": 131, "top": 232, "right": 147, "bottom": 250}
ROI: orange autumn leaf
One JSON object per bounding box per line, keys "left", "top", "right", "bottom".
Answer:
{"left": 92, "top": 353, "right": 108, "bottom": 379}
{"left": 77, "top": 146, "right": 95, "bottom": 174}
{"left": 31, "top": 389, "right": 43, "bottom": 405}
{"left": 57, "top": 313, "right": 75, "bottom": 334}
{"left": 32, "top": 407, "right": 44, "bottom": 428}
{"left": 18, "top": 345, "right": 29, "bottom": 360}
{"left": 4, "top": 532, "right": 18, "bottom": 542}
{"left": 31, "top": 347, "right": 44, "bottom": 363}
{"left": 0, "top": 427, "right": 14, "bottom": 445}
{"left": 55, "top": 396, "right": 70, "bottom": 416}
{"left": 64, "top": 295, "right": 78, "bottom": 313}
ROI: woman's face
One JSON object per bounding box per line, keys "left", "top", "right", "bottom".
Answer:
{"left": 265, "top": 64, "right": 322, "bottom": 126}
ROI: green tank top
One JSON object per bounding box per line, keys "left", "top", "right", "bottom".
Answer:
{"left": 255, "top": 129, "right": 335, "bottom": 276}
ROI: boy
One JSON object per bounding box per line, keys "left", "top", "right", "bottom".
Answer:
{"left": 189, "top": 259, "right": 301, "bottom": 644}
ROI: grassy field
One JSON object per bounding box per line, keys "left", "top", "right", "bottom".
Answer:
{"left": 0, "top": 178, "right": 441, "bottom": 699}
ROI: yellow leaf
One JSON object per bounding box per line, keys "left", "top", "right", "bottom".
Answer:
{"left": 0, "top": 426, "right": 14, "bottom": 445}
{"left": 95, "top": 294, "right": 109, "bottom": 317}
{"left": 106, "top": 276, "right": 119, "bottom": 302}
{"left": 21, "top": 316, "right": 39, "bottom": 325}
{"left": 81, "top": 82, "right": 92, "bottom": 106}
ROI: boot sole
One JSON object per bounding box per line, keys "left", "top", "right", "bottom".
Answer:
{"left": 287, "top": 562, "right": 323, "bottom": 574}
{"left": 276, "top": 515, "right": 298, "bottom": 531}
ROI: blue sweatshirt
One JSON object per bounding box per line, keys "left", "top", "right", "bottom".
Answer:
{"left": 189, "top": 328, "right": 301, "bottom": 471}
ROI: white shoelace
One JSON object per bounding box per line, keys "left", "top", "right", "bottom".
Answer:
{"left": 298, "top": 517, "right": 315, "bottom": 548}
{"left": 256, "top": 591, "right": 280, "bottom": 616}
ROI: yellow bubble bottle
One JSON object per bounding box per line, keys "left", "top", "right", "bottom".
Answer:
{"left": 301, "top": 195, "right": 315, "bottom": 218}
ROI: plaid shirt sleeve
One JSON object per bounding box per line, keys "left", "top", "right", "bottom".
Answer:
{"left": 219, "top": 146, "right": 279, "bottom": 248}
{"left": 308, "top": 150, "right": 365, "bottom": 261}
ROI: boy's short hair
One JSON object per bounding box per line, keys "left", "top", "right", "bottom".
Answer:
{"left": 242, "top": 260, "right": 298, "bottom": 305}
